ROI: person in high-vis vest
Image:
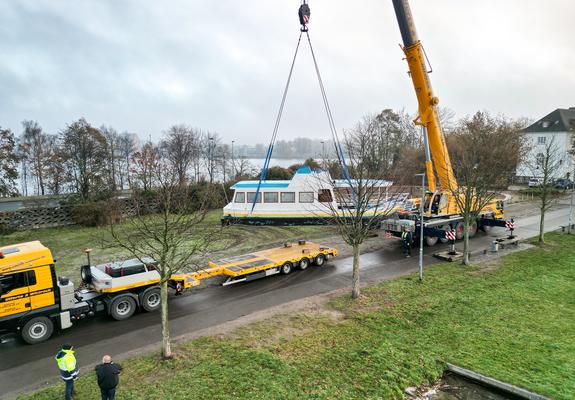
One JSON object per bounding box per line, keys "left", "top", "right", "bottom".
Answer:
{"left": 401, "top": 227, "right": 413, "bottom": 257}
{"left": 55, "top": 343, "right": 79, "bottom": 400}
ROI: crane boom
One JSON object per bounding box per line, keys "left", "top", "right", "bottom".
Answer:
{"left": 391, "top": 0, "right": 458, "bottom": 192}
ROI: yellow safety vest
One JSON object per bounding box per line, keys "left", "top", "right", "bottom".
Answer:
{"left": 56, "top": 349, "right": 78, "bottom": 380}
{"left": 401, "top": 231, "right": 408, "bottom": 240}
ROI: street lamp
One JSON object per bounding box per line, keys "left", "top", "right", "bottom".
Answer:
{"left": 415, "top": 173, "right": 426, "bottom": 281}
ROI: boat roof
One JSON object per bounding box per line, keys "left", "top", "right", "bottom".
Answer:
{"left": 231, "top": 166, "right": 393, "bottom": 190}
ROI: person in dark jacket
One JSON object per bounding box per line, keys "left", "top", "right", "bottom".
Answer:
{"left": 55, "top": 344, "right": 79, "bottom": 400}
{"left": 95, "top": 355, "right": 122, "bottom": 400}
{"left": 401, "top": 227, "right": 413, "bottom": 257}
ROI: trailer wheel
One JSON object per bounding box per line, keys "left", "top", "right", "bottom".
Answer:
{"left": 280, "top": 262, "right": 293, "bottom": 275}
{"left": 455, "top": 221, "right": 465, "bottom": 240}
{"left": 141, "top": 288, "right": 161, "bottom": 312}
{"left": 425, "top": 236, "right": 438, "bottom": 246}
{"left": 21, "top": 316, "right": 54, "bottom": 344}
{"left": 468, "top": 222, "right": 478, "bottom": 238}
{"left": 298, "top": 258, "right": 310, "bottom": 270}
{"left": 314, "top": 254, "right": 326, "bottom": 266}
{"left": 110, "top": 296, "right": 137, "bottom": 321}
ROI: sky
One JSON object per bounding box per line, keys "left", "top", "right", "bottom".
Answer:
{"left": 0, "top": 0, "right": 573, "bottom": 145}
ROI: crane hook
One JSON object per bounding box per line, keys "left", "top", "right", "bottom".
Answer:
{"left": 299, "top": 1, "right": 310, "bottom": 32}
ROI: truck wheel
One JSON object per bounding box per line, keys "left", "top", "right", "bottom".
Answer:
{"left": 110, "top": 296, "right": 137, "bottom": 321}
{"left": 298, "top": 258, "right": 310, "bottom": 270}
{"left": 425, "top": 236, "right": 438, "bottom": 246}
{"left": 314, "top": 254, "right": 326, "bottom": 266}
{"left": 141, "top": 288, "right": 161, "bottom": 312}
{"left": 280, "top": 262, "right": 293, "bottom": 275}
{"left": 22, "top": 317, "right": 54, "bottom": 344}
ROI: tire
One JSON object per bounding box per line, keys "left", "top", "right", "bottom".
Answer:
{"left": 110, "top": 295, "right": 137, "bottom": 321}
{"left": 280, "top": 262, "right": 293, "bottom": 275}
{"left": 141, "top": 288, "right": 161, "bottom": 312}
{"left": 425, "top": 236, "right": 438, "bottom": 246}
{"left": 314, "top": 254, "right": 326, "bottom": 266}
{"left": 468, "top": 222, "right": 478, "bottom": 238}
{"left": 455, "top": 221, "right": 465, "bottom": 240}
{"left": 298, "top": 258, "right": 310, "bottom": 270}
{"left": 81, "top": 265, "right": 92, "bottom": 284}
{"left": 21, "top": 316, "right": 54, "bottom": 344}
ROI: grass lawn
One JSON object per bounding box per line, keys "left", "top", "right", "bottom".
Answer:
{"left": 20, "top": 233, "right": 575, "bottom": 399}
{"left": 0, "top": 210, "right": 335, "bottom": 283}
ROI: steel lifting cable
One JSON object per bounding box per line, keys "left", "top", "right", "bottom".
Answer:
{"left": 251, "top": 32, "right": 303, "bottom": 213}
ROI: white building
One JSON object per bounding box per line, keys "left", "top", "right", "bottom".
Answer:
{"left": 516, "top": 108, "right": 575, "bottom": 181}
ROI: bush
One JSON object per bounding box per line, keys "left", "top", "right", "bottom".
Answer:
{"left": 71, "top": 202, "right": 120, "bottom": 227}
{"left": 0, "top": 223, "right": 16, "bottom": 235}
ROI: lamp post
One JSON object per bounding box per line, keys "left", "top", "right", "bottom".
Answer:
{"left": 569, "top": 161, "right": 575, "bottom": 234}
{"left": 415, "top": 173, "right": 426, "bottom": 281}
{"left": 321, "top": 141, "right": 325, "bottom": 160}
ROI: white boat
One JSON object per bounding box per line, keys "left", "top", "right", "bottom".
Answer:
{"left": 222, "top": 166, "right": 402, "bottom": 225}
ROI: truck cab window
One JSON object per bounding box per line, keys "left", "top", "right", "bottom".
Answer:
{"left": 0, "top": 271, "right": 35, "bottom": 295}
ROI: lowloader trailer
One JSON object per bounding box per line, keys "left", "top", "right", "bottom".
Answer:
{"left": 0, "top": 240, "right": 337, "bottom": 344}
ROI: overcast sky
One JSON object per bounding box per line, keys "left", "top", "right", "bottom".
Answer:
{"left": 0, "top": 0, "right": 573, "bottom": 144}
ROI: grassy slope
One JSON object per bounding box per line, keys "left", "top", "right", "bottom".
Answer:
{"left": 0, "top": 211, "right": 335, "bottom": 283}
{"left": 21, "top": 234, "right": 575, "bottom": 400}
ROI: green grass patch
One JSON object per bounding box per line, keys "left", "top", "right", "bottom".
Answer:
{"left": 20, "top": 234, "right": 575, "bottom": 399}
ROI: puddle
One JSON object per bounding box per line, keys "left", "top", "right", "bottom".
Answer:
{"left": 428, "top": 373, "right": 516, "bottom": 400}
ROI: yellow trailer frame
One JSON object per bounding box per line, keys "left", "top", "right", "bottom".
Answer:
{"left": 172, "top": 241, "right": 337, "bottom": 289}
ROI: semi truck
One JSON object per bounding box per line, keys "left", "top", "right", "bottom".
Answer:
{"left": 0, "top": 240, "right": 337, "bottom": 344}
{"left": 382, "top": 0, "right": 509, "bottom": 244}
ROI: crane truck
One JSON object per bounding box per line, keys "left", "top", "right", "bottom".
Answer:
{"left": 0, "top": 240, "right": 337, "bottom": 344}
{"left": 382, "top": 0, "right": 508, "bottom": 244}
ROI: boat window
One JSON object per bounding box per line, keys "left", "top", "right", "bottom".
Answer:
{"left": 299, "top": 192, "right": 314, "bottom": 203}
{"left": 281, "top": 192, "right": 296, "bottom": 203}
{"left": 247, "top": 192, "right": 262, "bottom": 203}
{"left": 264, "top": 192, "right": 279, "bottom": 203}
{"left": 234, "top": 192, "right": 245, "bottom": 203}
{"left": 318, "top": 189, "right": 333, "bottom": 202}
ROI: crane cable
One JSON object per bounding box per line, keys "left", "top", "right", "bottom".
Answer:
{"left": 250, "top": 1, "right": 356, "bottom": 213}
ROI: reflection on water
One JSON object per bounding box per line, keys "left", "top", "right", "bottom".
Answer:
{"left": 429, "top": 373, "right": 514, "bottom": 400}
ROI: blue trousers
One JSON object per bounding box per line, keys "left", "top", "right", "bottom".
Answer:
{"left": 64, "top": 379, "right": 74, "bottom": 400}
{"left": 100, "top": 388, "right": 116, "bottom": 400}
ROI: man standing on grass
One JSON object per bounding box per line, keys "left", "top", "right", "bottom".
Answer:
{"left": 55, "top": 343, "right": 79, "bottom": 400}
{"left": 95, "top": 355, "right": 122, "bottom": 400}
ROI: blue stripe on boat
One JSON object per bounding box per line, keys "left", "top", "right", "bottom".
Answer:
{"left": 232, "top": 183, "right": 290, "bottom": 189}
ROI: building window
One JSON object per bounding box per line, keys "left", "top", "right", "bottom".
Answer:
{"left": 246, "top": 192, "right": 262, "bottom": 203}
{"left": 537, "top": 137, "right": 546, "bottom": 145}
{"left": 299, "top": 192, "right": 314, "bottom": 203}
{"left": 536, "top": 153, "right": 545, "bottom": 168}
{"left": 318, "top": 189, "right": 333, "bottom": 203}
{"left": 234, "top": 192, "right": 245, "bottom": 203}
{"left": 281, "top": 192, "right": 295, "bottom": 203}
{"left": 264, "top": 192, "right": 279, "bottom": 203}
{"left": 541, "top": 121, "right": 551, "bottom": 128}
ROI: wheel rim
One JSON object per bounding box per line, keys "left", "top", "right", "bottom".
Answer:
{"left": 116, "top": 300, "right": 132, "bottom": 316}
{"left": 316, "top": 256, "right": 324, "bottom": 265}
{"left": 282, "top": 264, "right": 291, "bottom": 273}
{"left": 300, "top": 259, "right": 309, "bottom": 269}
{"left": 29, "top": 322, "right": 48, "bottom": 339}
{"left": 147, "top": 293, "right": 161, "bottom": 308}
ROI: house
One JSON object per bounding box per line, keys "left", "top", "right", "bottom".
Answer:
{"left": 516, "top": 107, "right": 575, "bottom": 182}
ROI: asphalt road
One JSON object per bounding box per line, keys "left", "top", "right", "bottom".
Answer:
{"left": 0, "top": 205, "right": 571, "bottom": 399}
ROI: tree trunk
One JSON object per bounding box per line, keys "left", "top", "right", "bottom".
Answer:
{"left": 351, "top": 244, "right": 360, "bottom": 299}
{"left": 462, "top": 219, "right": 470, "bottom": 266}
{"left": 160, "top": 280, "right": 172, "bottom": 359}
{"left": 539, "top": 207, "right": 545, "bottom": 244}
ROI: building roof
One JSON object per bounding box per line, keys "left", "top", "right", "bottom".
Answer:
{"left": 523, "top": 108, "right": 575, "bottom": 133}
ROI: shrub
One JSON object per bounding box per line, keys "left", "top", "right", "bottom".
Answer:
{"left": 71, "top": 202, "right": 121, "bottom": 227}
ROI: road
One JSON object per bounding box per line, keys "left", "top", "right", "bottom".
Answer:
{"left": 0, "top": 205, "right": 570, "bottom": 399}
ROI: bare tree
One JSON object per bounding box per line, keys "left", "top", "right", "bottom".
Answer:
{"left": 131, "top": 141, "right": 160, "bottom": 192}
{"left": 528, "top": 136, "right": 563, "bottom": 244}
{"left": 101, "top": 126, "right": 120, "bottom": 193}
{"left": 117, "top": 133, "right": 136, "bottom": 189}
{"left": 319, "top": 119, "right": 405, "bottom": 299}
{"left": 0, "top": 127, "right": 20, "bottom": 197}
{"left": 61, "top": 118, "right": 108, "bottom": 202}
{"left": 44, "top": 135, "right": 67, "bottom": 195}
{"left": 203, "top": 132, "right": 221, "bottom": 183}
{"left": 21, "top": 120, "right": 48, "bottom": 195}
{"left": 443, "top": 112, "right": 523, "bottom": 264}
{"left": 108, "top": 159, "right": 218, "bottom": 359}
{"left": 160, "top": 125, "right": 198, "bottom": 187}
